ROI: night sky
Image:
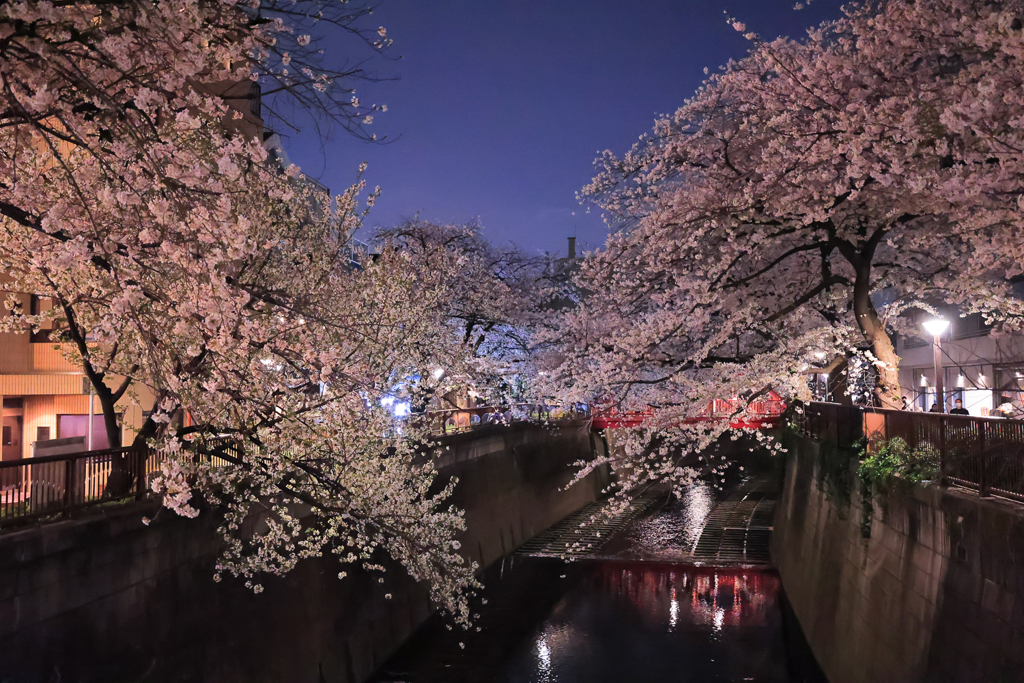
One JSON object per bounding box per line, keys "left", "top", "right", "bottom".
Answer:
{"left": 285, "top": 0, "right": 845, "bottom": 257}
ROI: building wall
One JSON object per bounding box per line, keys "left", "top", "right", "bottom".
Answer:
{"left": 897, "top": 329, "right": 1024, "bottom": 415}
{"left": 0, "top": 420, "right": 611, "bottom": 683}
{"left": 0, "top": 334, "right": 30, "bottom": 375}
{"left": 773, "top": 434, "right": 1024, "bottom": 683}
{"left": 30, "top": 343, "right": 79, "bottom": 373}
{"left": 21, "top": 396, "right": 55, "bottom": 460}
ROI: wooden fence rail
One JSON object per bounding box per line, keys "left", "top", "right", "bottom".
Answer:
{"left": 801, "top": 402, "right": 1024, "bottom": 504}
{"left": 0, "top": 440, "right": 243, "bottom": 530}
{"left": 0, "top": 446, "right": 161, "bottom": 528}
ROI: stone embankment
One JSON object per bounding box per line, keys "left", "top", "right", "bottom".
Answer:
{"left": 773, "top": 433, "right": 1024, "bottom": 683}
{"left": 0, "top": 420, "right": 610, "bottom": 683}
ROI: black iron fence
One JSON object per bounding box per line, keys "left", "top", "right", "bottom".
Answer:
{"left": 0, "top": 440, "right": 243, "bottom": 530}
{"left": 801, "top": 402, "right": 1024, "bottom": 503}
{"left": 0, "top": 446, "right": 162, "bottom": 528}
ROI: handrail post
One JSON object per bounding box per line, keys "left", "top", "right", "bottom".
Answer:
{"left": 63, "top": 456, "right": 74, "bottom": 518}
{"left": 975, "top": 419, "right": 985, "bottom": 492}
{"left": 939, "top": 415, "right": 947, "bottom": 487}
{"left": 979, "top": 428, "right": 990, "bottom": 497}
{"left": 135, "top": 447, "right": 147, "bottom": 501}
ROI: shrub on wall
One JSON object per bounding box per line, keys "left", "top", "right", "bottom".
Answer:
{"left": 860, "top": 438, "right": 940, "bottom": 489}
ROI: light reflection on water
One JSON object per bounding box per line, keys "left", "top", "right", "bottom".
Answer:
{"left": 535, "top": 637, "right": 554, "bottom": 682}
{"left": 602, "top": 479, "right": 717, "bottom": 560}
{"left": 372, "top": 474, "right": 826, "bottom": 683}
{"left": 501, "top": 564, "right": 791, "bottom": 683}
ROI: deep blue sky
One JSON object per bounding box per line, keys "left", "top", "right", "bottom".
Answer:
{"left": 285, "top": 0, "right": 845, "bottom": 257}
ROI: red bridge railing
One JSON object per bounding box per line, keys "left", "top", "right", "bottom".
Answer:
{"left": 592, "top": 393, "right": 787, "bottom": 431}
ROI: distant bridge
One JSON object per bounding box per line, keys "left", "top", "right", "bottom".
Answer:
{"left": 591, "top": 392, "right": 787, "bottom": 431}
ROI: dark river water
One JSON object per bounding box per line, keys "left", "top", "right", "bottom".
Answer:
{"left": 371, "top": 556, "right": 825, "bottom": 683}
{"left": 0, "top": 473, "right": 826, "bottom": 683}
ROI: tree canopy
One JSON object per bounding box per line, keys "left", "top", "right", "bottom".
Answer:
{"left": 540, "top": 0, "right": 1024, "bottom": 496}
{"left": 0, "top": 0, "right": 499, "bottom": 622}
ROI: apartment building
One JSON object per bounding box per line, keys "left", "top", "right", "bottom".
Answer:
{"left": 0, "top": 300, "right": 150, "bottom": 460}
{"left": 1, "top": 82, "right": 267, "bottom": 463}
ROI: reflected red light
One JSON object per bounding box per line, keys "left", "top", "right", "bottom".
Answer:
{"left": 597, "top": 563, "right": 779, "bottom": 629}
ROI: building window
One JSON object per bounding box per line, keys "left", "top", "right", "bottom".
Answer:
{"left": 953, "top": 312, "right": 992, "bottom": 339}
{"left": 57, "top": 415, "right": 112, "bottom": 450}
{"left": 36, "top": 426, "right": 51, "bottom": 442}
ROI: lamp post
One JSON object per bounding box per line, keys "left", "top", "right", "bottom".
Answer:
{"left": 923, "top": 318, "right": 950, "bottom": 412}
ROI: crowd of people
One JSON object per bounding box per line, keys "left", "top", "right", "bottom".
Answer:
{"left": 899, "top": 396, "right": 1013, "bottom": 417}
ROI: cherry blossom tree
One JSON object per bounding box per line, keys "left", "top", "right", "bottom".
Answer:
{"left": 376, "top": 220, "right": 545, "bottom": 402}
{"left": 0, "top": 0, "right": 393, "bottom": 448}
{"left": 0, "top": 0, "right": 488, "bottom": 621}
{"left": 540, "top": 0, "right": 1024, "bottom": 498}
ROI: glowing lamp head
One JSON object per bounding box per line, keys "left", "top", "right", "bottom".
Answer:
{"left": 922, "top": 318, "right": 950, "bottom": 337}
{"left": 431, "top": 367, "right": 445, "bottom": 380}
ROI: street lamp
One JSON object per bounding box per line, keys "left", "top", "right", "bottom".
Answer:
{"left": 922, "top": 318, "right": 950, "bottom": 412}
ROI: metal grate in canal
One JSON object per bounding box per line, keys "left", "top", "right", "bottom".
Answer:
{"left": 690, "top": 477, "right": 776, "bottom": 565}
{"left": 515, "top": 492, "right": 662, "bottom": 558}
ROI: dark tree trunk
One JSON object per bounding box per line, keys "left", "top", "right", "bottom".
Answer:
{"left": 851, "top": 249, "right": 901, "bottom": 410}
{"left": 94, "top": 384, "right": 134, "bottom": 497}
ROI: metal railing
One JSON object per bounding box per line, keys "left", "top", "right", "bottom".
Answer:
{"left": 0, "top": 440, "right": 242, "bottom": 529}
{"left": 801, "top": 402, "right": 1024, "bottom": 503}
{"left": 0, "top": 446, "right": 163, "bottom": 528}
{"left": 0, "top": 404, "right": 579, "bottom": 529}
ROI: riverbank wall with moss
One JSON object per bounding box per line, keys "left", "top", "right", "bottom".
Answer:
{"left": 773, "top": 433, "right": 1024, "bottom": 683}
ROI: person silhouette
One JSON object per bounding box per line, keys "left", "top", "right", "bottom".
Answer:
{"left": 950, "top": 398, "right": 969, "bottom": 415}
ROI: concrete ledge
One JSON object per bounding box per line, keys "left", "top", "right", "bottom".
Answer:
{"left": 773, "top": 434, "right": 1024, "bottom": 683}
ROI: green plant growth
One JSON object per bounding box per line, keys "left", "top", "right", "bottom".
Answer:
{"left": 859, "top": 438, "right": 940, "bottom": 489}
{"left": 857, "top": 437, "right": 940, "bottom": 539}
{"left": 816, "top": 436, "right": 863, "bottom": 510}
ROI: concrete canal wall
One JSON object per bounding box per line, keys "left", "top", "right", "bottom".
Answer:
{"left": 773, "top": 434, "right": 1024, "bottom": 683}
{"left": 0, "top": 420, "right": 610, "bottom": 683}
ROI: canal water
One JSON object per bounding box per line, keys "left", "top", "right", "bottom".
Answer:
{"left": 0, "top": 474, "right": 825, "bottom": 683}
{"left": 371, "top": 483, "right": 827, "bottom": 683}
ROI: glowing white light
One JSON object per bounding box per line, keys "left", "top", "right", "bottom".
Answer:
{"left": 379, "top": 396, "right": 411, "bottom": 417}
{"left": 669, "top": 594, "right": 679, "bottom": 629}
{"left": 713, "top": 607, "right": 725, "bottom": 632}
{"left": 537, "top": 639, "right": 552, "bottom": 671}
{"left": 957, "top": 374, "right": 966, "bottom": 388}
{"left": 921, "top": 374, "right": 929, "bottom": 386}
{"left": 814, "top": 351, "right": 827, "bottom": 360}
{"left": 432, "top": 367, "right": 445, "bottom": 380}
{"left": 922, "top": 318, "right": 950, "bottom": 337}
